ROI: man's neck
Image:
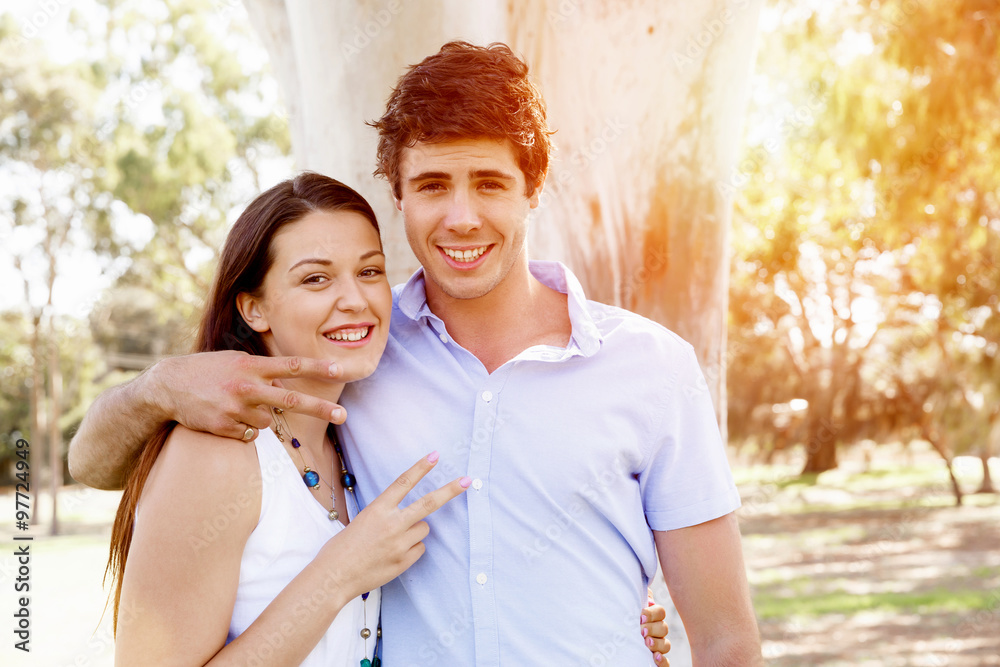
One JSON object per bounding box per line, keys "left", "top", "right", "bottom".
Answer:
{"left": 426, "top": 260, "right": 572, "bottom": 373}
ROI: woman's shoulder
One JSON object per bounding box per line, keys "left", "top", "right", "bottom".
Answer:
{"left": 145, "top": 425, "right": 262, "bottom": 509}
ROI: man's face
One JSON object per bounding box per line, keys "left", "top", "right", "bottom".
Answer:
{"left": 395, "top": 137, "right": 541, "bottom": 305}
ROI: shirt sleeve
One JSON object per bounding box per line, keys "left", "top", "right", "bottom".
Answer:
{"left": 639, "top": 339, "right": 742, "bottom": 531}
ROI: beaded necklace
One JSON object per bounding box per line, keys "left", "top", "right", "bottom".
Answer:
{"left": 270, "top": 407, "right": 382, "bottom": 666}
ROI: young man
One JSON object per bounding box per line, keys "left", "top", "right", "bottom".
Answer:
{"left": 70, "top": 42, "right": 760, "bottom": 664}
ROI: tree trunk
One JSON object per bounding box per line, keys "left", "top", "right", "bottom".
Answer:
{"left": 978, "top": 411, "right": 998, "bottom": 494}
{"left": 243, "top": 0, "right": 764, "bottom": 440}
{"left": 977, "top": 452, "right": 995, "bottom": 494}
{"left": 29, "top": 311, "right": 43, "bottom": 526}
{"left": 801, "top": 414, "right": 839, "bottom": 474}
{"left": 47, "top": 315, "right": 63, "bottom": 535}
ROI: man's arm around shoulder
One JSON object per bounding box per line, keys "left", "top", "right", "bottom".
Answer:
{"left": 68, "top": 351, "right": 348, "bottom": 489}
{"left": 654, "top": 513, "right": 763, "bottom": 666}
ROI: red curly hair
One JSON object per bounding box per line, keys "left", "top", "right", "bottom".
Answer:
{"left": 369, "top": 41, "right": 554, "bottom": 199}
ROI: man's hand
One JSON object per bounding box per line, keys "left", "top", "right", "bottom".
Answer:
{"left": 154, "top": 351, "right": 347, "bottom": 440}
{"left": 68, "top": 350, "right": 346, "bottom": 490}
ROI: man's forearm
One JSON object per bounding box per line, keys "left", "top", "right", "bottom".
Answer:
{"left": 68, "top": 364, "right": 169, "bottom": 490}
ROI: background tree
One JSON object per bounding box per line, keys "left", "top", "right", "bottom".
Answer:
{"left": 728, "top": 0, "right": 1000, "bottom": 481}
{"left": 242, "top": 0, "right": 766, "bottom": 432}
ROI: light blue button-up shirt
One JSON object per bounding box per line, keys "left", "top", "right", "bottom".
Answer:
{"left": 339, "top": 261, "right": 740, "bottom": 666}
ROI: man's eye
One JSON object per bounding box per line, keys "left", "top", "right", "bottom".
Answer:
{"left": 419, "top": 182, "right": 444, "bottom": 192}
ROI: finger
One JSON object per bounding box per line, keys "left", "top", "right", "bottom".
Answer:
{"left": 402, "top": 475, "right": 473, "bottom": 522}
{"left": 643, "top": 603, "right": 667, "bottom": 624}
{"left": 654, "top": 650, "right": 670, "bottom": 665}
{"left": 253, "top": 355, "right": 343, "bottom": 382}
{"left": 641, "top": 633, "right": 668, "bottom": 657}
{"left": 230, "top": 381, "right": 346, "bottom": 424}
{"left": 645, "top": 636, "right": 671, "bottom": 655}
{"left": 375, "top": 452, "right": 443, "bottom": 508}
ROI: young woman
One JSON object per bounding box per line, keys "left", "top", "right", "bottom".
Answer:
{"left": 106, "top": 173, "right": 670, "bottom": 665}
{"left": 108, "top": 173, "right": 470, "bottom": 665}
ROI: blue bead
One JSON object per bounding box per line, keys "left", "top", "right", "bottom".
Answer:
{"left": 291, "top": 438, "right": 301, "bottom": 449}
{"left": 362, "top": 591, "right": 369, "bottom": 601}
{"left": 303, "top": 470, "right": 320, "bottom": 488}
{"left": 342, "top": 472, "right": 356, "bottom": 488}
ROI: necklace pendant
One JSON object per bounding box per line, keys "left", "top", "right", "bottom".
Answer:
{"left": 302, "top": 467, "right": 320, "bottom": 489}
{"left": 329, "top": 508, "right": 339, "bottom": 521}
{"left": 360, "top": 659, "right": 372, "bottom": 667}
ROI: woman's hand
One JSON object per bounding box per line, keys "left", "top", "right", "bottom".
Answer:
{"left": 641, "top": 591, "right": 671, "bottom": 664}
{"left": 323, "top": 451, "right": 471, "bottom": 598}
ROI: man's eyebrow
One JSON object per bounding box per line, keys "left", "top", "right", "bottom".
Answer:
{"left": 470, "top": 169, "right": 516, "bottom": 180}
{"left": 408, "top": 171, "right": 451, "bottom": 183}
{"left": 288, "top": 258, "right": 331, "bottom": 272}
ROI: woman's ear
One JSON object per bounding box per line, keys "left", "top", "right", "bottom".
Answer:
{"left": 236, "top": 292, "right": 271, "bottom": 333}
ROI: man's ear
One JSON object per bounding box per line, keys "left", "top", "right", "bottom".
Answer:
{"left": 236, "top": 292, "right": 271, "bottom": 333}
{"left": 528, "top": 173, "right": 547, "bottom": 209}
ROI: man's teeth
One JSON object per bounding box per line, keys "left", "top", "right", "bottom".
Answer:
{"left": 325, "top": 327, "right": 369, "bottom": 342}
{"left": 443, "top": 246, "right": 487, "bottom": 262}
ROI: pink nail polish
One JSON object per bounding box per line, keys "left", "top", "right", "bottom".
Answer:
{"left": 647, "top": 637, "right": 653, "bottom": 647}
{"left": 427, "top": 451, "right": 440, "bottom": 464}
{"left": 459, "top": 476, "right": 472, "bottom": 488}
{"left": 642, "top": 627, "right": 648, "bottom": 637}
{"left": 640, "top": 614, "right": 647, "bottom": 624}
{"left": 655, "top": 654, "right": 662, "bottom": 663}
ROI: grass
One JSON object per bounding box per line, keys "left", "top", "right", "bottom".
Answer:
{"left": 754, "top": 587, "right": 999, "bottom": 620}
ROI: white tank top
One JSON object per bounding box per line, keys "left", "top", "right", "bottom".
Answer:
{"left": 227, "top": 427, "right": 380, "bottom": 665}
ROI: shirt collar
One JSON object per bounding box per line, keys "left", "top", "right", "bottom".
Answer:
{"left": 396, "top": 260, "right": 603, "bottom": 357}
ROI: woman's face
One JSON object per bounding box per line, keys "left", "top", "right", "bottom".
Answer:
{"left": 238, "top": 209, "right": 392, "bottom": 383}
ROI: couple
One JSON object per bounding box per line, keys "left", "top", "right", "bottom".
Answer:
{"left": 71, "top": 41, "right": 761, "bottom": 665}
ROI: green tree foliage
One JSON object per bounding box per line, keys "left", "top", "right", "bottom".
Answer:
{"left": 0, "top": 0, "right": 289, "bottom": 525}
{"left": 728, "top": 0, "right": 999, "bottom": 484}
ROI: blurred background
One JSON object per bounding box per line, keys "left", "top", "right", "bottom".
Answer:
{"left": 1, "top": 0, "right": 998, "bottom": 665}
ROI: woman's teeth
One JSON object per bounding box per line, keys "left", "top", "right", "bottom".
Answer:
{"left": 325, "top": 327, "right": 369, "bottom": 342}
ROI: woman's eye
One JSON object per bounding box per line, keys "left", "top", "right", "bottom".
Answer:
{"left": 303, "top": 274, "right": 327, "bottom": 285}
{"left": 360, "top": 267, "right": 385, "bottom": 278}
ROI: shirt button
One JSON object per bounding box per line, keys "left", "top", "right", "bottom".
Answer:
{"left": 476, "top": 573, "right": 488, "bottom": 585}
{"left": 439, "top": 333, "right": 448, "bottom": 343}
{"left": 481, "top": 390, "right": 493, "bottom": 402}
{"left": 471, "top": 478, "right": 483, "bottom": 490}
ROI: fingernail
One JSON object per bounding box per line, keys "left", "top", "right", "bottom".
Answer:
{"left": 459, "top": 476, "right": 472, "bottom": 488}
{"left": 655, "top": 654, "right": 662, "bottom": 663}
{"left": 328, "top": 362, "right": 338, "bottom": 376}
{"left": 640, "top": 615, "right": 647, "bottom": 624}
{"left": 331, "top": 407, "right": 344, "bottom": 420}
{"left": 642, "top": 627, "right": 648, "bottom": 637}
{"left": 646, "top": 637, "right": 653, "bottom": 647}
{"left": 426, "top": 451, "right": 440, "bottom": 464}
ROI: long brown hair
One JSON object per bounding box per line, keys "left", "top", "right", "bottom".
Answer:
{"left": 105, "top": 173, "right": 380, "bottom": 632}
